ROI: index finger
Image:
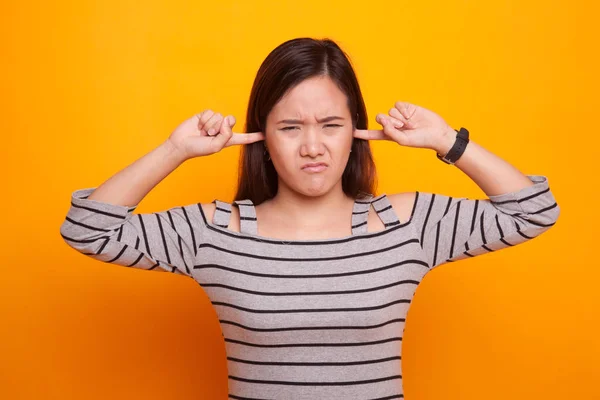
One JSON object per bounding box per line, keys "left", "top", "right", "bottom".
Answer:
{"left": 225, "top": 131, "right": 266, "bottom": 147}
{"left": 353, "top": 129, "right": 392, "bottom": 141}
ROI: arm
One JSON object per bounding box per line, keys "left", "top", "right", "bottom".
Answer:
{"left": 59, "top": 140, "right": 200, "bottom": 275}
{"left": 434, "top": 128, "right": 538, "bottom": 196}
{"left": 86, "top": 139, "right": 186, "bottom": 207}
{"left": 60, "top": 111, "right": 263, "bottom": 274}
{"left": 412, "top": 129, "right": 560, "bottom": 270}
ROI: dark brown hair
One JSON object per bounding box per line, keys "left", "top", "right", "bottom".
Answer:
{"left": 234, "top": 37, "right": 377, "bottom": 204}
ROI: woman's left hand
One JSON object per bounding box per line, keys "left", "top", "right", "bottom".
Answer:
{"left": 353, "top": 101, "right": 456, "bottom": 154}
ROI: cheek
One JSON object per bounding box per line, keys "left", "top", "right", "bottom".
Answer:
{"left": 271, "top": 142, "right": 295, "bottom": 161}
{"left": 336, "top": 126, "right": 354, "bottom": 143}
{"left": 330, "top": 132, "right": 354, "bottom": 154}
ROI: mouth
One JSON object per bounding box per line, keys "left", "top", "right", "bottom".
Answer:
{"left": 301, "top": 162, "right": 328, "bottom": 173}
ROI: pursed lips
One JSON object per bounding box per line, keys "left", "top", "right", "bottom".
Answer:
{"left": 302, "top": 162, "right": 327, "bottom": 168}
{"left": 301, "top": 162, "right": 328, "bottom": 172}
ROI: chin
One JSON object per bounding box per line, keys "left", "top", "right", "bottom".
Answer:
{"left": 294, "top": 180, "right": 334, "bottom": 197}
{"left": 279, "top": 170, "right": 341, "bottom": 198}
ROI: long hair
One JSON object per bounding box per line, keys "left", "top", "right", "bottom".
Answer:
{"left": 234, "top": 37, "right": 377, "bottom": 204}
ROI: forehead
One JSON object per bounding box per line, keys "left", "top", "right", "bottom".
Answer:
{"left": 270, "top": 76, "right": 349, "bottom": 119}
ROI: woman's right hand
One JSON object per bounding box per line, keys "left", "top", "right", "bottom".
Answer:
{"left": 167, "top": 110, "right": 265, "bottom": 161}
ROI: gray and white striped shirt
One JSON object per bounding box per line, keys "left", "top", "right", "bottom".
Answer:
{"left": 60, "top": 174, "right": 560, "bottom": 399}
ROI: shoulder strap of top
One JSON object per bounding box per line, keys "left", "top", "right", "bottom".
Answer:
{"left": 371, "top": 194, "right": 401, "bottom": 227}
{"left": 352, "top": 195, "right": 374, "bottom": 234}
{"left": 211, "top": 200, "right": 232, "bottom": 228}
{"left": 233, "top": 199, "right": 258, "bottom": 235}
{"left": 352, "top": 194, "right": 401, "bottom": 235}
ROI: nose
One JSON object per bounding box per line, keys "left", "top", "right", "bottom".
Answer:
{"left": 299, "top": 126, "right": 325, "bottom": 158}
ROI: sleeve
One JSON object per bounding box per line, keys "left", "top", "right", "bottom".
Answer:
{"left": 59, "top": 188, "right": 207, "bottom": 276}
{"left": 411, "top": 174, "right": 560, "bottom": 271}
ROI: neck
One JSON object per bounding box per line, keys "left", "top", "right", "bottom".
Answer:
{"left": 267, "top": 181, "right": 354, "bottom": 229}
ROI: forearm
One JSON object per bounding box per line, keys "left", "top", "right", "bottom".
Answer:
{"left": 87, "top": 139, "right": 187, "bottom": 207}
{"left": 433, "top": 128, "right": 535, "bottom": 196}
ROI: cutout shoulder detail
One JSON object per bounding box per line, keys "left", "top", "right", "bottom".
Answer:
{"left": 233, "top": 199, "right": 258, "bottom": 235}
{"left": 371, "top": 194, "right": 401, "bottom": 227}
{"left": 212, "top": 200, "right": 232, "bottom": 228}
{"left": 386, "top": 192, "right": 419, "bottom": 225}
{"left": 351, "top": 195, "right": 374, "bottom": 234}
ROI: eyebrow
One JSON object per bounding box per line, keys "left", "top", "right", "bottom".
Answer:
{"left": 276, "top": 116, "right": 345, "bottom": 124}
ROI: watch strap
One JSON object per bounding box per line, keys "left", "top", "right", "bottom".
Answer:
{"left": 437, "top": 127, "right": 469, "bottom": 165}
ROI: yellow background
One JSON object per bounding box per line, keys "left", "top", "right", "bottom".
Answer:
{"left": 2, "top": 0, "right": 598, "bottom": 399}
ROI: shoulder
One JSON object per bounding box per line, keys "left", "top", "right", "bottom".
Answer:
{"left": 386, "top": 192, "right": 419, "bottom": 224}
{"left": 199, "top": 202, "right": 216, "bottom": 222}
{"left": 198, "top": 201, "right": 240, "bottom": 230}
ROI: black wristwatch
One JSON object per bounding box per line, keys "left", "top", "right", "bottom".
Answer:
{"left": 436, "top": 127, "right": 469, "bottom": 165}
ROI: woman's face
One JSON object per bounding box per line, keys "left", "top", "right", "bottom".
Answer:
{"left": 265, "top": 75, "right": 354, "bottom": 198}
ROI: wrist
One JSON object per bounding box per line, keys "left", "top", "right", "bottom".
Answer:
{"left": 162, "top": 139, "right": 189, "bottom": 165}
{"left": 432, "top": 126, "right": 458, "bottom": 156}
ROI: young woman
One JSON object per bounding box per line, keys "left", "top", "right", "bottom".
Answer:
{"left": 60, "top": 37, "right": 560, "bottom": 399}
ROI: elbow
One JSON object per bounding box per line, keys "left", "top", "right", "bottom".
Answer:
{"left": 59, "top": 218, "right": 75, "bottom": 244}
{"left": 520, "top": 201, "right": 560, "bottom": 231}
{"left": 552, "top": 202, "right": 561, "bottom": 225}
{"left": 540, "top": 201, "right": 561, "bottom": 227}
{"left": 59, "top": 217, "right": 112, "bottom": 254}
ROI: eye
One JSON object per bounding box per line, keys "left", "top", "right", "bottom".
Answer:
{"left": 280, "top": 124, "right": 342, "bottom": 131}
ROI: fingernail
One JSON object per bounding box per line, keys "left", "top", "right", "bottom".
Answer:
{"left": 208, "top": 128, "right": 215, "bottom": 135}
{"left": 380, "top": 118, "right": 387, "bottom": 126}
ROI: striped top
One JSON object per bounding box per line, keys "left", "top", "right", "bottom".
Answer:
{"left": 60, "top": 174, "right": 560, "bottom": 399}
